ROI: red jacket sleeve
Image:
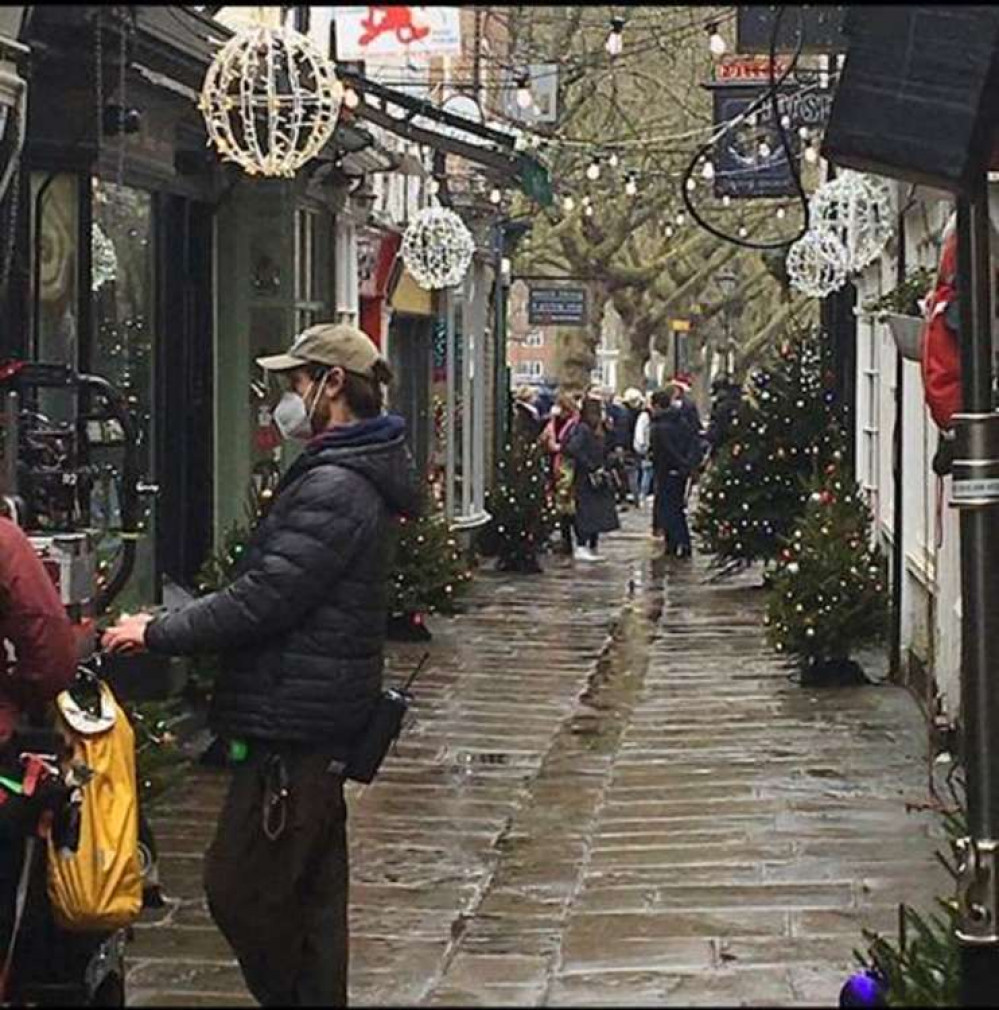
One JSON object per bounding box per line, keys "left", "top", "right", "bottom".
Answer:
{"left": 0, "top": 518, "right": 78, "bottom": 728}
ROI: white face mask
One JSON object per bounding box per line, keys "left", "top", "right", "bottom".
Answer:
{"left": 272, "top": 371, "right": 329, "bottom": 441}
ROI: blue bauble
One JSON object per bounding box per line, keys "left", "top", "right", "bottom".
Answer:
{"left": 839, "top": 970, "right": 888, "bottom": 1008}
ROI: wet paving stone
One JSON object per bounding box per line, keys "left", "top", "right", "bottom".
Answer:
{"left": 128, "top": 512, "right": 947, "bottom": 1006}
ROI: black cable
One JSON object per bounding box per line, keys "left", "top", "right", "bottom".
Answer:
{"left": 679, "top": 7, "right": 811, "bottom": 251}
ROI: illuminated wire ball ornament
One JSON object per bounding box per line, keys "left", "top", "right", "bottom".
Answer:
{"left": 401, "top": 203, "right": 476, "bottom": 290}
{"left": 809, "top": 170, "right": 894, "bottom": 272}
{"left": 786, "top": 230, "right": 850, "bottom": 298}
{"left": 199, "top": 24, "right": 344, "bottom": 178}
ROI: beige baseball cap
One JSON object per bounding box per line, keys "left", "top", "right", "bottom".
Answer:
{"left": 256, "top": 323, "right": 385, "bottom": 377}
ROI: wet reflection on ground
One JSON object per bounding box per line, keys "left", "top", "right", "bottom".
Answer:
{"left": 128, "top": 512, "right": 946, "bottom": 1007}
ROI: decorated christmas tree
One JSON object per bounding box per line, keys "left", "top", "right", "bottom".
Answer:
{"left": 694, "top": 326, "right": 842, "bottom": 568}
{"left": 483, "top": 439, "right": 556, "bottom": 573}
{"left": 764, "top": 463, "right": 890, "bottom": 683}
{"left": 387, "top": 489, "right": 473, "bottom": 641}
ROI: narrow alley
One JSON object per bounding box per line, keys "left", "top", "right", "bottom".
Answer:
{"left": 126, "top": 512, "right": 947, "bottom": 1007}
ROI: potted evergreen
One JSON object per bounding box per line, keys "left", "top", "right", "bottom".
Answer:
{"left": 765, "top": 464, "right": 890, "bottom": 686}
{"left": 862, "top": 266, "right": 935, "bottom": 361}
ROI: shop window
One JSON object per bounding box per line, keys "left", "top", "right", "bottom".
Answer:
{"left": 295, "top": 207, "right": 329, "bottom": 332}
{"left": 29, "top": 173, "right": 80, "bottom": 423}
{"left": 90, "top": 179, "right": 157, "bottom": 608}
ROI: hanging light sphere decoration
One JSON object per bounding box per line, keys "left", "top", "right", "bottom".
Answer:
{"left": 809, "top": 170, "right": 894, "bottom": 272}
{"left": 401, "top": 204, "right": 476, "bottom": 290}
{"left": 199, "top": 24, "right": 344, "bottom": 178}
{"left": 786, "top": 229, "right": 850, "bottom": 298}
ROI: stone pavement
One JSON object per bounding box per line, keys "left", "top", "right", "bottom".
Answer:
{"left": 126, "top": 509, "right": 948, "bottom": 1007}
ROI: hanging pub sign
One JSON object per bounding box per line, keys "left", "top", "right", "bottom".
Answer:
{"left": 705, "top": 68, "right": 833, "bottom": 198}
{"left": 528, "top": 286, "right": 587, "bottom": 326}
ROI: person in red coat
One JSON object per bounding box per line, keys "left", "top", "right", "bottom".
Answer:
{"left": 0, "top": 516, "right": 78, "bottom": 745}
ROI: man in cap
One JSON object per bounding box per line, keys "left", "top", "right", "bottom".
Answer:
{"left": 103, "top": 323, "right": 419, "bottom": 1006}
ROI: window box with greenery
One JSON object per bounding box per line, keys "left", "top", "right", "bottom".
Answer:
{"left": 862, "top": 266, "right": 936, "bottom": 362}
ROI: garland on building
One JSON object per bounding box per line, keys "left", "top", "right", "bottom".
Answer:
{"left": 694, "top": 326, "right": 842, "bottom": 569}
{"left": 764, "top": 464, "right": 890, "bottom": 684}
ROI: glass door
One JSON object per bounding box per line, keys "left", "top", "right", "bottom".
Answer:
{"left": 89, "top": 178, "right": 157, "bottom": 609}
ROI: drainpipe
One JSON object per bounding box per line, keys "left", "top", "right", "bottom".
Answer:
{"left": 889, "top": 207, "right": 905, "bottom": 679}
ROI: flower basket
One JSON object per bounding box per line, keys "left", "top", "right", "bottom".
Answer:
{"left": 884, "top": 312, "right": 925, "bottom": 362}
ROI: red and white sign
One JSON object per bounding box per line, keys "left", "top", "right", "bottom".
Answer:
{"left": 717, "top": 56, "right": 791, "bottom": 82}
{"left": 334, "top": 6, "right": 462, "bottom": 62}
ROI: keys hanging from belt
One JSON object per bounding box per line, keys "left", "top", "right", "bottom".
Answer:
{"left": 262, "top": 753, "right": 290, "bottom": 842}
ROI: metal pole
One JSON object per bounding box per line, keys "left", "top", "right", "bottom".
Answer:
{"left": 472, "top": 259, "right": 487, "bottom": 517}
{"left": 461, "top": 270, "right": 473, "bottom": 518}
{"left": 953, "top": 179, "right": 999, "bottom": 1006}
{"left": 444, "top": 287, "right": 456, "bottom": 523}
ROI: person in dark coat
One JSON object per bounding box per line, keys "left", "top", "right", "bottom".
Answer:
{"left": 650, "top": 385, "right": 701, "bottom": 558}
{"left": 706, "top": 374, "right": 742, "bottom": 453}
{"left": 512, "top": 385, "right": 543, "bottom": 447}
{"left": 103, "top": 323, "right": 419, "bottom": 1008}
{"left": 564, "top": 396, "right": 620, "bottom": 562}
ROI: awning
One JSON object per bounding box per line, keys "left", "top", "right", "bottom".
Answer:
{"left": 338, "top": 68, "right": 552, "bottom": 205}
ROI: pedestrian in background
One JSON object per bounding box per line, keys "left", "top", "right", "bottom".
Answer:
{"left": 565, "top": 395, "right": 620, "bottom": 562}
{"left": 512, "top": 385, "right": 542, "bottom": 447}
{"left": 632, "top": 392, "right": 655, "bottom": 509}
{"left": 540, "top": 391, "right": 580, "bottom": 556}
{"left": 602, "top": 392, "right": 632, "bottom": 509}
{"left": 103, "top": 324, "right": 419, "bottom": 1008}
{"left": 622, "top": 388, "right": 645, "bottom": 506}
{"left": 706, "top": 374, "right": 742, "bottom": 453}
{"left": 650, "top": 384, "right": 700, "bottom": 558}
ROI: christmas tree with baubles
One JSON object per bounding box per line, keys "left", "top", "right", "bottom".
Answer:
{"left": 764, "top": 462, "right": 890, "bottom": 684}
{"left": 694, "top": 326, "right": 842, "bottom": 569}
{"left": 387, "top": 489, "right": 473, "bottom": 641}
{"left": 483, "top": 438, "right": 556, "bottom": 574}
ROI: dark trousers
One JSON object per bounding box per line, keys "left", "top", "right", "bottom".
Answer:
{"left": 559, "top": 515, "right": 575, "bottom": 553}
{"left": 660, "top": 472, "right": 692, "bottom": 554}
{"left": 204, "top": 747, "right": 349, "bottom": 1007}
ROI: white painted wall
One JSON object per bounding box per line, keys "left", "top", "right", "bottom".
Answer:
{"left": 853, "top": 185, "right": 960, "bottom": 715}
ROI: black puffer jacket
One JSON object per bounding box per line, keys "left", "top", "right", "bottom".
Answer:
{"left": 146, "top": 414, "right": 419, "bottom": 752}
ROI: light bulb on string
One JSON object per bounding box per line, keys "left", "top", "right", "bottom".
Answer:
{"left": 605, "top": 16, "right": 625, "bottom": 57}
{"left": 625, "top": 174, "right": 638, "bottom": 197}
{"left": 804, "top": 144, "right": 819, "bottom": 164}
{"left": 758, "top": 140, "right": 772, "bottom": 159}
{"left": 665, "top": 224, "right": 674, "bottom": 238}
{"left": 738, "top": 225, "right": 749, "bottom": 238}
{"left": 701, "top": 159, "right": 715, "bottom": 181}
{"left": 798, "top": 126, "right": 810, "bottom": 141}
{"left": 582, "top": 194, "right": 592, "bottom": 206}
{"left": 489, "top": 187, "right": 502, "bottom": 205}
{"left": 780, "top": 113, "right": 791, "bottom": 129}
{"left": 562, "top": 194, "right": 575, "bottom": 212}
{"left": 586, "top": 158, "right": 601, "bottom": 181}
{"left": 776, "top": 206, "right": 786, "bottom": 220}
{"left": 685, "top": 177, "right": 696, "bottom": 193}
{"left": 584, "top": 204, "right": 594, "bottom": 217}
{"left": 515, "top": 75, "right": 532, "bottom": 110}
{"left": 608, "top": 152, "right": 620, "bottom": 169}
{"left": 722, "top": 194, "right": 732, "bottom": 208}
{"left": 707, "top": 22, "right": 726, "bottom": 56}
{"left": 344, "top": 86, "right": 360, "bottom": 110}
{"left": 675, "top": 211, "right": 685, "bottom": 226}
{"left": 427, "top": 178, "right": 440, "bottom": 196}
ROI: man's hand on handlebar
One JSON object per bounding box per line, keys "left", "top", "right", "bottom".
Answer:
{"left": 101, "top": 612, "right": 154, "bottom": 655}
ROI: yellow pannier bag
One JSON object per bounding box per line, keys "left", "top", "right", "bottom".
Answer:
{"left": 46, "top": 681, "right": 142, "bottom": 931}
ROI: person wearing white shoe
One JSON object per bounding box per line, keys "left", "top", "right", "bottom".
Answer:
{"left": 565, "top": 395, "right": 620, "bottom": 562}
